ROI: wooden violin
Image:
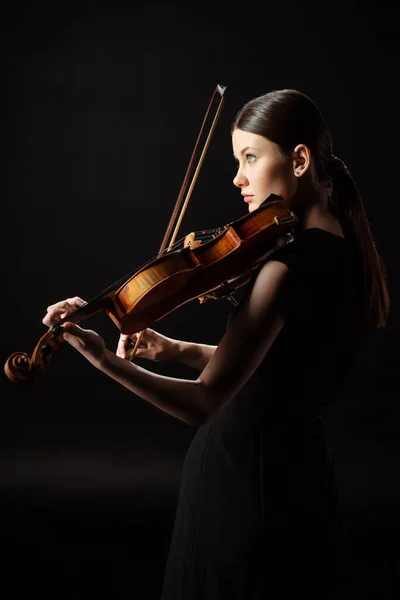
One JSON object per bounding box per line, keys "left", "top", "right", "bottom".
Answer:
{"left": 4, "top": 85, "right": 297, "bottom": 385}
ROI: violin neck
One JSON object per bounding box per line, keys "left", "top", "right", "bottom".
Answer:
{"left": 67, "top": 291, "right": 115, "bottom": 325}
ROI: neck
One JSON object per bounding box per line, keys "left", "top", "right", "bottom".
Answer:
{"left": 294, "top": 184, "right": 343, "bottom": 234}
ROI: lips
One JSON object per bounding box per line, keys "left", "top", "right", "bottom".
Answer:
{"left": 242, "top": 195, "right": 254, "bottom": 202}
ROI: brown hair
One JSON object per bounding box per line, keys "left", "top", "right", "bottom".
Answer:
{"left": 232, "top": 89, "right": 390, "bottom": 329}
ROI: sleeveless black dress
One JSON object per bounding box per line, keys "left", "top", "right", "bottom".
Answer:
{"left": 160, "top": 228, "right": 367, "bottom": 599}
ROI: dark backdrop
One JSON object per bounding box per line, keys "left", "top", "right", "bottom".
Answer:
{"left": 2, "top": 2, "right": 399, "bottom": 598}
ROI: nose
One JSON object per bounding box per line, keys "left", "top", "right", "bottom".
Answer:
{"left": 233, "top": 166, "right": 248, "bottom": 188}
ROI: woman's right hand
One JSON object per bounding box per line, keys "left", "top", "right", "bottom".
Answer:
{"left": 42, "top": 296, "right": 87, "bottom": 327}
{"left": 116, "top": 328, "right": 179, "bottom": 362}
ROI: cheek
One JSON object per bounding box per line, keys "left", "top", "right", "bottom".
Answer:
{"left": 263, "top": 167, "right": 298, "bottom": 203}
{"left": 253, "top": 160, "right": 294, "bottom": 195}
{"left": 255, "top": 164, "right": 278, "bottom": 187}
{"left": 263, "top": 160, "right": 288, "bottom": 182}
{"left": 272, "top": 163, "right": 297, "bottom": 192}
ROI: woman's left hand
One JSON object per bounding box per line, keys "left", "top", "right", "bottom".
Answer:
{"left": 62, "top": 322, "right": 106, "bottom": 368}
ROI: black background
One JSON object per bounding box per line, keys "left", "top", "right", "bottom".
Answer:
{"left": 2, "top": 1, "right": 400, "bottom": 598}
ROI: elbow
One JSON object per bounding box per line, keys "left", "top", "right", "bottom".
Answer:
{"left": 192, "top": 377, "right": 224, "bottom": 426}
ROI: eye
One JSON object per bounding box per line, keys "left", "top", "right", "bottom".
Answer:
{"left": 233, "top": 154, "right": 256, "bottom": 168}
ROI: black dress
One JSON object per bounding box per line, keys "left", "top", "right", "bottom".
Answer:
{"left": 161, "top": 228, "right": 367, "bottom": 600}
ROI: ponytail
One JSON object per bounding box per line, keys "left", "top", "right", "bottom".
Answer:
{"left": 327, "top": 157, "right": 390, "bottom": 329}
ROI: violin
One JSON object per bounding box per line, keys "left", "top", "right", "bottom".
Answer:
{"left": 4, "top": 85, "right": 297, "bottom": 385}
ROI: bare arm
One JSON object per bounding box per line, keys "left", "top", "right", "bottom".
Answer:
{"left": 92, "top": 260, "right": 288, "bottom": 425}
{"left": 175, "top": 340, "right": 217, "bottom": 370}
{"left": 116, "top": 329, "right": 216, "bottom": 370}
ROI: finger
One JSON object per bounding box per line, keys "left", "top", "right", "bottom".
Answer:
{"left": 42, "top": 307, "right": 68, "bottom": 326}
{"left": 126, "top": 337, "right": 139, "bottom": 350}
{"left": 142, "top": 328, "right": 158, "bottom": 344}
{"left": 61, "top": 322, "right": 88, "bottom": 344}
{"left": 44, "top": 307, "right": 65, "bottom": 318}
{"left": 46, "top": 301, "right": 70, "bottom": 314}
{"left": 117, "top": 333, "right": 139, "bottom": 358}
{"left": 46, "top": 297, "right": 86, "bottom": 313}
{"left": 45, "top": 297, "right": 87, "bottom": 325}
{"left": 44, "top": 306, "right": 73, "bottom": 324}
{"left": 128, "top": 347, "right": 146, "bottom": 361}
{"left": 117, "top": 334, "right": 130, "bottom": 358}
{"left": 133, "top": 347, "right": 148, "bottom": 358}
{"left": 67, "top": 297, "right": 87, "bottom": 309}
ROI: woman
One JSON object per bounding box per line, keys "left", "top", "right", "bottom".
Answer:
{"left": 43, "top": 89, "right": 390, "bottom": 598}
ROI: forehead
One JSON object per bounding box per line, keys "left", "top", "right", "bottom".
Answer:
{"left": 231, "top": 128, "right": 277, "bottom": 155}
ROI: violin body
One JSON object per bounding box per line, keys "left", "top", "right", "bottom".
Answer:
{"left": 113, "top": 197, "right": 297, "bottom": 333}
{"left": 5, "top": 196, "right": 297, "bottom": 385}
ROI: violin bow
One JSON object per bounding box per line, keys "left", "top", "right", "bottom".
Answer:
{"left": 130, "top": 83, "right": 227, "bottom": 356}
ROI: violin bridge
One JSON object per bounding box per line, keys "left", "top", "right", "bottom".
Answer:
{"left": 184, "top": 232, "right": 202, "bottom": 249}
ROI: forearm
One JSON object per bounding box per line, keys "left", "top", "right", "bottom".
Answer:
{"left": 174, "top": 340, "right": 217, "bottom": 370}
{"left": 98, "top": 348, "right": 213, "bottom": 426}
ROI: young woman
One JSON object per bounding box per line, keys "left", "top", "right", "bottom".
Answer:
{"left": 43, "top": 89, "right": 390, "bottom": 598}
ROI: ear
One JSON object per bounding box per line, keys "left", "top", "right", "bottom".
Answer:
{"left": 292, "top": 144, "right": 311, "bottom": 177}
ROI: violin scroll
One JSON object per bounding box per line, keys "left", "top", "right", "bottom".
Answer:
{"left": 4, "top": 325, "right": 65, "bottom": 385}
{"left": 4, "top": 352, "right": 32, "bottom": 384}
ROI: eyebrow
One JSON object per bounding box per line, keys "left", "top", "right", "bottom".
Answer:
{"left": 233, "top": 146, "right": 259, "bottom": 158}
